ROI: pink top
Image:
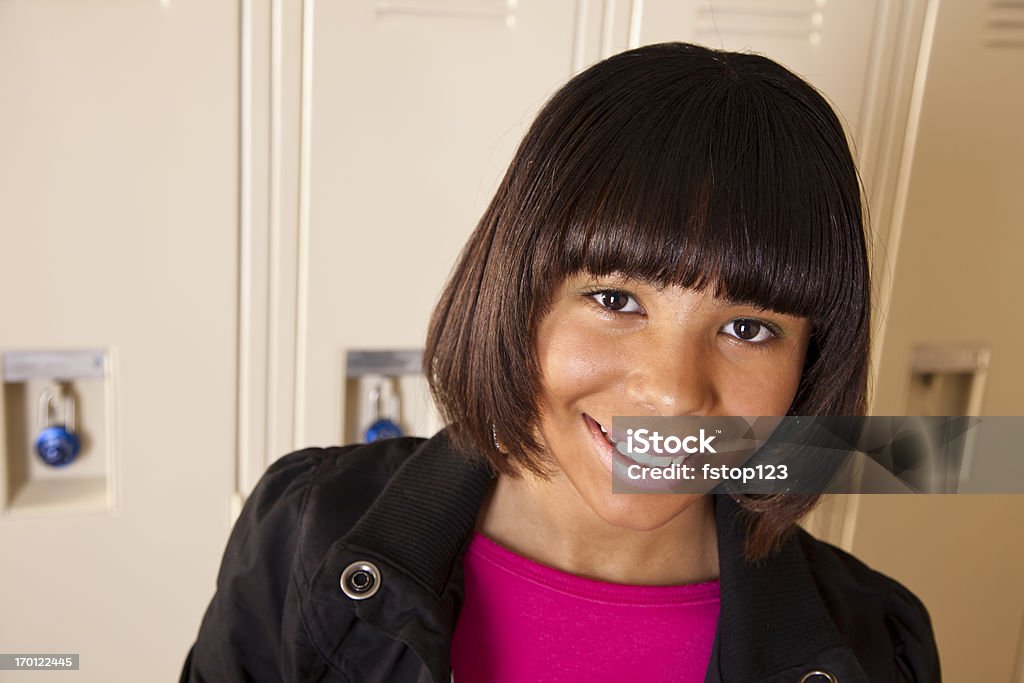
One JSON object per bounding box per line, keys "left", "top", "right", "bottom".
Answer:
{"left": 451, "top": 532, "right": 720, "bottom": 683}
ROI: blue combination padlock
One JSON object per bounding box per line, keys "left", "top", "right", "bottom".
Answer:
{"left": 35, "top": 386, "right": 81, "bottom": 467}
{"left": 363, "top": 381, "right": 403, "bottom": 442}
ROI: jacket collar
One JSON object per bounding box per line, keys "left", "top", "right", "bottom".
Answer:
{"left": 342, "top": 430, "right": 496, "bottom": 597}
{"left": 339, "top": 430, "right": 868, "bottom": 682}
{"left": 711, "top": 494, "right": 868, "bottom": 682}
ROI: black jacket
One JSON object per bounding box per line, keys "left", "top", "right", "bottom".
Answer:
{"left": 181, "top": 430, "right": 941, "bottom": 682}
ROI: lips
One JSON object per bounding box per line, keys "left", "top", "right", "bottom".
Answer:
{"left": 584, "top": 413, "right": 689, "bottom": 468}
{"left": 583, "top": 413, "right": 679, "bottom": 492}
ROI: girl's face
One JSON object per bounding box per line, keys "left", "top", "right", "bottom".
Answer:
{"left": 532, "top": 271, "right": 812, "bottom": 531}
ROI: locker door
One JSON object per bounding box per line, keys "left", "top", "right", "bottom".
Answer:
{"left": 0, "top": 2, "right": 239, "bottom": 680}
{"left": 856, "top": 0, "right": 1024, "bottom": 679}
{"left": 300, "top": 1, "right": 582, "bottom": 447}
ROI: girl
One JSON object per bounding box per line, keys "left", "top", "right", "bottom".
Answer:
{"left": 182, "top": 42, "right": 940, "bottom": 682}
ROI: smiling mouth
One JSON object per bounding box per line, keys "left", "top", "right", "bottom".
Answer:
{"left": 584, "top": 413, "right": 687, "bottom": 468}
{"left": 585, "top": 411, "right": 696, "bottom": 471}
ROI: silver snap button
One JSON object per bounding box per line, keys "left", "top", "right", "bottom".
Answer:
{"left": 340, "top": 561, "right": 381, "bottom": 600}
{"left": 799, "top": 672, "right": 838, "bottom": 683}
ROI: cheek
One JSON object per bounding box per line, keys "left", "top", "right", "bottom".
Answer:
{"left": 723, "top": 351, "right": 806, "bottom": 415}
{"left": 537, "top": 326, "right": 624, "bottom": 409}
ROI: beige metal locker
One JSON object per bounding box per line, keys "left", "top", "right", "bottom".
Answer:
{"left": 853, "top": 0, "right": 1024, "bottom": 680}
{"left": 0, "top": 1, "right": 239, "bottom": 680}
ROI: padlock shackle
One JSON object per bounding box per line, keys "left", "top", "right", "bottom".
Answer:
{"left": 37, "top": 386, "right": 55, "bottom": 432}
{"left": 369, "top": 383, "right": 383, "bottom": 420}
{"left": 66, "top": 391, "right": 76, "bottom": 432}
{"left": 367, "top": 378, "right": 402, "bottom": 422}
{"left": 37, "top": 384, "right": 76, "bottom": 432}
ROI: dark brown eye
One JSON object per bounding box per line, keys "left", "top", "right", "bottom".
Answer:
{"left": 733, "top": 319, "right": 762, "bottom": 340}
{"left": 601, "top": 291, "right": 629, "bottom": 311}
{"left": 587, "top": 289, "right": 642, "bottom": 314}
{"left": 723, "top": 318, "right": 776, "bottom": 344}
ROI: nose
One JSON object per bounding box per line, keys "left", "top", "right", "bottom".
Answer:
{"left": 623, "top": 333, "right": 718, "bottom": 416}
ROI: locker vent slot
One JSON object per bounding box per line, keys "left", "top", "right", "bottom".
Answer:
{"left": 985, "top": 0, "right": 1024, "bottom": 48}
{"left": 695, "top": 0, "right": 824, "bottom": 42}
{"left": 375, "top": 0, "right": 516, "bottom": 23}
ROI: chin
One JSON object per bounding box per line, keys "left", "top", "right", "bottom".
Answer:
{"left": 590, "top": 493, "right": 703, "bottom": 532}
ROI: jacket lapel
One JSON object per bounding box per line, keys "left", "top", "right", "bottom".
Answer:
{"left": 708, "top": 494, "right": 869, "bottom": 682}
{"left": 342, "top": 431, "right": 495, "bottom": 598}
{"left": 335, "top": 431, "right": 495, "bottom": 683}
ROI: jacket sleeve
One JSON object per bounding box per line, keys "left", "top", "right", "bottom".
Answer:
{"left": 884, "top": 578, "right": 942, "bottom": 682}
{"left": 179, "top": 447, "right": 325, "bottom": 683}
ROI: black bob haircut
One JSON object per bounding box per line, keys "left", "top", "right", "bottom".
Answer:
{"left": 425, "top": 42, "right": 871, "bottom": 560}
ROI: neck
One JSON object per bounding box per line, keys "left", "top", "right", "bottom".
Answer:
{"left": 475, "top": 471, "right": 719, "bottom": 585}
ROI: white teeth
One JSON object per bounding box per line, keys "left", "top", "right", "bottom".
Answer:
{"left": 629, "top": 450, "right": 680, "bottom": 468}
{"left": 632, "top": 449, "right": 653, "bottom": 465}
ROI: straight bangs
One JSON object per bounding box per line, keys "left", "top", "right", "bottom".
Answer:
{"left": 527, "top": 61, "right": 866, "bottom": 338}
